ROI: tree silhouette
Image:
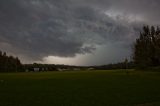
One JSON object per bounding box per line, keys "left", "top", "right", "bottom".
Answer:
{"left": 0, "top": 50, "right": 22, "bottom": 72}
{"left": 133, "top": 26, "right": 160, "bottom": 68}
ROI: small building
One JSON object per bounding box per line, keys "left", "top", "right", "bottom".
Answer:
{"left": 73, "top": 68, "right": 80, "bottom": 71}
{"left": 57, "top": 68, "right": 68, "bottom": 72}
{"left": 87, "top": 68, "right": 95, "bottom": 70}
{"left": 33, "top": 68, "right": 40, "bottom": 72}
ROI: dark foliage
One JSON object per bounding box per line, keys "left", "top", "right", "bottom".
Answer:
{"left": 133, "top": 26, "right": 160, "bottom": 69}
{"left": 0, "top": 51, "right": 22, "bottom": 72}
{"left": 93, "top": 61, "right": 135, "bottom": 70}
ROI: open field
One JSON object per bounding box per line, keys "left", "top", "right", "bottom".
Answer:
{"left": 0, "top": 70, "right": 160, "bottom": 106}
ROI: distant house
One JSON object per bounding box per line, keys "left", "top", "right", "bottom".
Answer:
{"left": 57, "top": 68, "right": 68, "bottom": 72}
{"left": 73, "top": 68, "right": 80, "bottom": 71}
{"left": 33, "top": 68, "right": 40, "bottom": 72}
{"left": 88, "top": 68, "right": 94, "bottom": 70}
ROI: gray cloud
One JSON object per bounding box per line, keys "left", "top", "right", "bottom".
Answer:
{"left": 0, "top": 0, "right": 159, "bottom": 64}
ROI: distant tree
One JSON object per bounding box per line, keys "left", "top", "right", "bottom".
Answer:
{"left": 124, "top": 58, "right": 128, "bottom": 69}
{"left": 0, "top": 51, "right": 2, "bottom": 71}
{"left": 124, "top": 58, "right": 130, "bottom": 74}
{"left": 133, "top": 25, "right": 160, "bottom": 68}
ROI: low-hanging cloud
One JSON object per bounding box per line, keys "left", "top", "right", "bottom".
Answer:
{"left": 0, "top": 0, "right": 159, "bottom": 64}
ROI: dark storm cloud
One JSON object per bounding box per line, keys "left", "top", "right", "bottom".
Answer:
{"left": 0, "top": 0, "right": 159, "bottom": 63}
{"left": 0, "top": 0, "right": 97, "bottom": 60}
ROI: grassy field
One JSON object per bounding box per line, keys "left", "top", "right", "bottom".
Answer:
{"left": 0, "top": 70, "right": 160, "bottom": 106}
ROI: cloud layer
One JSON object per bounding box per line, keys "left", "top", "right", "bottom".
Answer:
{"left": 0, "top": 0, "right": 159, "bottom": 65}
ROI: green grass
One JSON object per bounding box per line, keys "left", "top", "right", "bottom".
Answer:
{"left": 0, "top": 70, "right": 160, "bottom": 106}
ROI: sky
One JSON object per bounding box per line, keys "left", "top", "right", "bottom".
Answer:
{"left": 0, "top": 0, "right": 160, "bottom": 66}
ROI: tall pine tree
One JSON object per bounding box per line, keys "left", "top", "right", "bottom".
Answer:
{"left": 133, "top": 26, "right": 160, "bottom": 68}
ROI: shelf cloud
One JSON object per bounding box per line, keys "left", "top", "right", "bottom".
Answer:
{"left": 0, "top": 0, "right": 159, "bottom": 65}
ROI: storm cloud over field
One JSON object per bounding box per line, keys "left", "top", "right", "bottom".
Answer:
{"left": 0, "top": 0, "right": 160, "bottom": 65}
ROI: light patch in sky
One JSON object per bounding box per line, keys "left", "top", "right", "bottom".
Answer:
{"left": 105, "top": 10, "right": 144, "bottom": 23}
{"left": 40, "top": 54, "right": 88, "bottom": 66}
{"left": 38, "top": 44, "right": 131, "bottom": 66}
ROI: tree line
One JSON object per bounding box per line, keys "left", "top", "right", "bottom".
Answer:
{"left": 0, "top": 51, "right": 22, "bottom": 72}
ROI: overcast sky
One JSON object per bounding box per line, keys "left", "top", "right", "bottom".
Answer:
{"left": 0, "top": 0, "right": 160, "bottom": 65}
